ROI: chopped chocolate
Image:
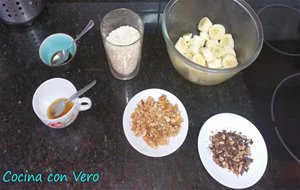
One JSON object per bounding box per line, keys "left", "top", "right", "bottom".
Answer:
{"left": 209, "top": 130, "right": 254, "bottom": 176}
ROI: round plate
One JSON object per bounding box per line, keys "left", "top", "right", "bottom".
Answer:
{"left": 198, "top": 113, "right": 268, "bottom": 189}
{"left": 123, "top": 88, "right": 189, "bottom": 157}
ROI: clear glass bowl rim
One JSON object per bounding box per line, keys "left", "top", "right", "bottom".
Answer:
{"left": 161, "top": 0, "right": 264, "bottom": 74}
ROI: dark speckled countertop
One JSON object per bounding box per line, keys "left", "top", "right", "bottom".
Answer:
{"left": 1, "top": 0, "right": 300, "bottom": 189}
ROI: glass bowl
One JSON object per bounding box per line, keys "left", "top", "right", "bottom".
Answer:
{"left": 162, "top": 0, "right": 264, "bottom": 85}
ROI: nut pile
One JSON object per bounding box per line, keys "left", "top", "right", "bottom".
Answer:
{"left": 209, "top": 130, "right": 254, "bottom": 176}
{"left": 131, "top": 95, "right": 183, "bottom": 148}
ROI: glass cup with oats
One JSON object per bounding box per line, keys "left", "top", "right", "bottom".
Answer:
{"left": 100, "top": 8, "right": 144, "bottom": 80}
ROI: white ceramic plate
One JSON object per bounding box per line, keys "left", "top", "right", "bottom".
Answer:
{"left": 123, "top": 88, "right": 189, "bottom": 157}
{"left": 198, "top": 113, "right": 268, "bottom": 189}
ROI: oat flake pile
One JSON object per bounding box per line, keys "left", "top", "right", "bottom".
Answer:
{"left": 105, "top": 25, "right": 141, "bottom": 76}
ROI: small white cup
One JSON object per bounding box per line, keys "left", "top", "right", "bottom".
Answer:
{"left": 32, "top": 78, "right": 92, "bottom": 129}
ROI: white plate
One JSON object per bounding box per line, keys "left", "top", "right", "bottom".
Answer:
{"left": 123, "top": 88, "right": 189, "bottom": 157}
{"left": 198, "top": 113, "right": 268, "bottom": 189}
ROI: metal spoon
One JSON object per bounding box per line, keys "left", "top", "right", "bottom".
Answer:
{"left": 50, "top": 80, "right": 96, "bottom": 117}
{"left": 51, "top": 20, "right": 95, "bottom": 65}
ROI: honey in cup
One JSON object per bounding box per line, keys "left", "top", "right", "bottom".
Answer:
{"left": 47, "top": 98, "right": 74, "bottom": 119}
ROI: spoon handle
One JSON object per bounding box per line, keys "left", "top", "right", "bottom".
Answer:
{"left": 74, "top": 20, "right": 95, "bottom": 42}
{"left": 68, "top": 20, "right": 95, "bottom": 49}
{"left": 67, "top": 80, "right": 96, "bottom": 102}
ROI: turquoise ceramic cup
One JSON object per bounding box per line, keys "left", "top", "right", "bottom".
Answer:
{"left": 39, "top": 33, "right": 77, "bottom": 66}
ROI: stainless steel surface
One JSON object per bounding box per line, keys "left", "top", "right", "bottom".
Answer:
{"left": 0, "top": 0, "right": 46, "bottom": 25}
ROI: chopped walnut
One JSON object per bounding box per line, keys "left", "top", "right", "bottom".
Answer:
{"left": 131, "top": 94, "right": 183, "bottom": 148}
{"left": 209, "top": 130, "right": 254, "bottom": 176}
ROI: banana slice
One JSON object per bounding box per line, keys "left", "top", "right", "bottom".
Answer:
{"left": 198, "top": 17, "right": 213, "bottom": 32}
{"left": 208, "top": 24, "right": 226, "bottom": 40}
{"left": 200, "top": 47, "right": 216, "bottom": 62}
{"left": 183, "top": 33, "right": 193, "bottom": 42}
{"left": 192, "top": 53, "right": 206, "bottom": 66}
{"left": 220, "top": 34, "right": 234, "bottom": 48}
{"left": 188, "top": 35, "right": 205, "bottom": 48}
{"left": 199, "top": 32, "right": 209, "bottom": 41}
{"left": 205, "top": 39, "right": 219, "bottom": 49}
{"left": 188, "top": 45, "right": 200, "bottom": 55}
{"left": 223, "top": 46, "right": 236, "bottom": 57}
{"left": 222, "top": 55, "right": 238, "bottom": 68}
{"left": 175, "top": 37, "right": 188, "bottom": 54}
{"left": 176, "top": 17, "right": 238, "bottom": 70}
{"left": 211, "top": 45, "right": 225, "bottom": 58}
{"left": 184, "top": 52, "right": 193, "bottom": 60}
{"left": 194, "top": 35, "right": 206, "bottom": 47}
{"left": 208, "top": 58, "right": 222, "bottom": 69}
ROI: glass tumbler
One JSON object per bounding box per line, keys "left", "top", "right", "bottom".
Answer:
{"left": 100, "top": 8, "right": 144, "bottom": 80}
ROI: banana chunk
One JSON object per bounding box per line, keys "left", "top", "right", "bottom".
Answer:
{"left": 223, "top": 46, "right": 236, "bottom": 57}
{"left": 209, "top": 24, "right": 226, "bottom": 40}
{"left": 222, "top": 55, "right": 238, "bottom": 68}
{"left": 175, "top": 16, "right": 239, "bottom": 69}
{"left": 211, "top": 45, "right": 225, "bottom": 58}
{"left": 175, "top": 37, "right": 188, "bottom": 54}
{"left": 188, "top": 35, "right": 205, "bottom": 48}
{"left": 183, "top": 33, "right": 193, "bottom": 42}
{"left": 192, "top": 53, "right": 206, "bottom": 67}
{"left": 188, "top": 45, "right": 200, "bottom": 55}
{"left": 208, "top": 58, "right": 222, "bottom": 69}
{"left": 199, "top": 32, "right": 210, "bottom": 41}
{"left": 205, "top": 39, "right": 219, "bottom": 49}
{"left": 198, "top": 17, "right": 213, "bottom": 32}
{"left": 220, "top": 34, "right": 234, "bottom": 48}
{"left": 183, "top": 52, "right": 193, "bottom": 60}
{"left": 201, "top": 47, "right": 216, "bottom": 62}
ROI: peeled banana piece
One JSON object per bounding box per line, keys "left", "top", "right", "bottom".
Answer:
{"left": 209, "top": 24, "right": 226, "bottom": 40}
{"left": 222, "top": 55, "right": 238, "bottom": 68}
{"left": 200, "top": 32, "right": 209, "bottom": 41}
{"left": 198, "top": 17, "right": 213, "bottom": 32}
{"left": 201, "top": 47, "right": 216, "bottom": 62}
{"left": 192, "top": 53, "right": 206, "bottom": 67}
{"left": 211, "top": 45, "right": 225, "bottom": 58}
{"left": 183, "top": 33, "right": 193, "bottom": 42}
{"left": 188, "top": 35, "right": 205, "bottom": 48}
{"left": 205, "top": 39, "right": 219, "bottom": 49}
{"left": 183, "top": 52, "right": 193, "bottom": 60}
{"left": 175, "top": 37, "right": 188, "bottom": 54}
{"left": 208, "top": 58, "right": 222, "bottom": 69}
{"left": 220, "top": 34, "right": 234, "bottom": 48}
{"left": 223, "top": 46, "right": 236, "bottom": 57}
{"left": 175, "top": 16, "right": 239, "bottom": 69}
